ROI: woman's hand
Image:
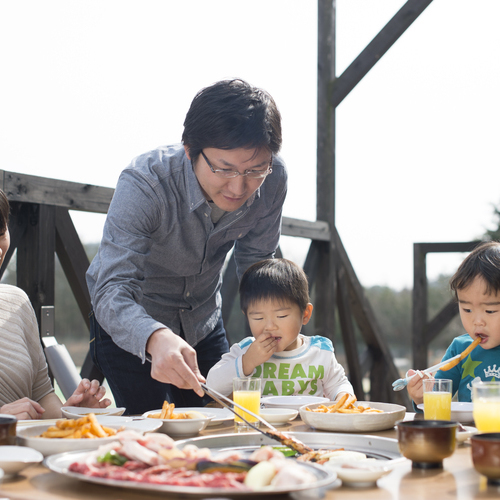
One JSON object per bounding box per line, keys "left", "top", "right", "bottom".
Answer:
{"left": 0, "top": 397, "right": 45, "bottom": 420}
{"left": 63, "top": 379, "right": 112, "bottom": 408}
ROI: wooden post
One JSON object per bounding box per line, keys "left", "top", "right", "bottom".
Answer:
{"left": 315, "top": 0, "right": 337, "bottom": 341}
{"left": 16, "top": 204, "right": 56, "bottom": 327}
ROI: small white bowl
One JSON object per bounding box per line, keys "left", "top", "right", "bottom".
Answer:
{"left": 0, "top": 446, "right": 43, "bottom": 476}
{"left": 142, "top": 409, "right": 215, "bottom": 436}
{"left": 325, "top": 462, "right": 391, "bottom": 487}
{"left": 61, "top": 406, "right": 126, "bottom": 419}
{"left": 457, "top": 425, "right": 478, "bottom": 443}
{"left": 259, "top": 408, "right": 298, "bottom": 425}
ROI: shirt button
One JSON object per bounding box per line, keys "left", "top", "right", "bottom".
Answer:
{"left": 186, "top": 292, "right": 190, "bottom": 297}
{"left": 204, "top": 213, "right": 209, "bottom": 217}
{"left": 238, "top": 233, "right": 243, "bottom": 238}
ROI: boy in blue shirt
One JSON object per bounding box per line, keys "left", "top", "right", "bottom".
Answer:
{"left": 408, "top": 241, "right": 500, "bottom": 405}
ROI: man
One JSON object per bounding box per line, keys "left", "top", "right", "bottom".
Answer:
{"left": 86, "top": 79, "right": 287, "bottom": 414}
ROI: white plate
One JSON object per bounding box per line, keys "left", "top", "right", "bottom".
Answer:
{"left": 0, "top": 446, "right": 43, "bottom": 476}
{"left": 300, "top": 401, "right": 406, "bottom": 432}
{"left": 175, "top": 407, "right": 233, "bottom": 426}
{"left": 61, "top": 406, "right": 126, "bottom": 419}
{"left": 45, "top": 448, "right": 338, "bottom": 496}
{"left": 142, "top": 409, "right": 215, "bottom": 436}
{"left": 416, "top": 402, "right": 474, "bottom": 423}
{"left": 456, "top": 425, "right": 478, "bottom": 442}
{"left": 16, "top": 423, "right": 138, "bottom": 457}
{"left": 95, "top": 416, "right": 162, "bottom": 433}
{"left": 261, "top": 396, "right": 329, "bottom": 410}
{"left": 16, "top": 418, "right": 62, "bottom": 428}
{"left": 259, "top": 408, "right": 298, "bottom": 425}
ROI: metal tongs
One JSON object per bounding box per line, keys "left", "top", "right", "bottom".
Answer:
{"left": 201, "top": 383, "right": 312, "bottom": 455}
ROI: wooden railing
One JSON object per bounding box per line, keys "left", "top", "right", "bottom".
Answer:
{"left": 412, "top": 241, "right": 482, "bottom": 369}
{"left": 1, "top": 168, "right": 409, "bottom": 406}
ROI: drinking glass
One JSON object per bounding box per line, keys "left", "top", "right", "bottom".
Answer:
{"left": 472, "top": 381, "right": 500, "bottom": 432}
{"left": 423, "top": 379, "right": 452, "bottom": 420}
{"left": 233, "top": 377, "right": 261, "bottom": 432}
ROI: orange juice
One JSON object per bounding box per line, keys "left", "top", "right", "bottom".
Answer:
{"left": 424, "top": 391, "right": 452, "bottom": 420}
{"left": 233, "top": 390, "right": 260, "bottom": 423}
{"left": 473, "top": 399, "right": 500, "bottom": 432}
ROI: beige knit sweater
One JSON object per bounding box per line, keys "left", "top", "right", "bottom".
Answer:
{"left": 0, "top": 284, "right": 53, "bottom": 406}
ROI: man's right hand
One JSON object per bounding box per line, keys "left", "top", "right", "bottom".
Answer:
{"left": 146, "top": 328, "right": 205, "bottom": 397}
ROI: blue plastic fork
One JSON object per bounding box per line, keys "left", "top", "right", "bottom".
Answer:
{"left": 392, "top": 354, "right": 461, "bottom": 391}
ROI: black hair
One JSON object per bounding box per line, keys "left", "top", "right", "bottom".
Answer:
{"left": 239, "top": 259, "right": 310, "bottom": 314}
{"left": 0, "top": 189, "right": 9, "bottom": 233}
{"left": 182, "top": 79, "right": 282, "bottom": 162}
{"left": 450, "top": 241, "right": 500, "bottom": 299}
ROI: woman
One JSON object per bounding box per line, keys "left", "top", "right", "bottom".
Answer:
{"left": 0, "top": 189, "right": 111, "bottom": 419}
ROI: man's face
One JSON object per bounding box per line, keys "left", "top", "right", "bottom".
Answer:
{"left": 188, "top": 146, "right": 272, "bottom": 212}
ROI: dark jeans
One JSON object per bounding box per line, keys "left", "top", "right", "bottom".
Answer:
{"left": 89, "top": 311, "right": 229, "bottom": 415}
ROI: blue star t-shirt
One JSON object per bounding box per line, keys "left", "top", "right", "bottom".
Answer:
{"left": 435, "top": 334, "right": 500, "bottom": 401}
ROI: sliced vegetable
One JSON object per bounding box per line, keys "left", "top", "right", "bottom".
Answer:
{"left": 97, "top": 450, "right": 128, "bottom": 466}
{"left": 272, "top": 445, "right": 297, "bottom": 457}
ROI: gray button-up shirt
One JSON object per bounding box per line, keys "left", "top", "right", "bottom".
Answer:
{"left": 86, "top": 144, "right": 287, "bottom": 362}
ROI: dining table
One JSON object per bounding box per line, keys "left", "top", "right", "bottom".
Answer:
{"left": 1, "top": 412, "right": 499, "bottom": 500}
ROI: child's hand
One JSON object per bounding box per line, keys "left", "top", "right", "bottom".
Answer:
{"left": 242, "top": 334, "right": 280, "bottom": 376}
{"left": 406, "top": 369, "right": 431, "bottom": 405}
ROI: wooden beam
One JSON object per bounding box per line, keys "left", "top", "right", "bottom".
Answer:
{"left": 337, "top": 266, "right": 364, "bottom": 399}
{"left": 424, "top": 300, "right": 458, "bottom": 346}
{"left": 330, "top": 0, "right": 434, "bottom": 108}
{"left": 1, "top": 202, "right": 28, "bottom": 278}
{"left": 412, "top": 243, "right": 428, "bottom": 368}
{"left": 16, "top": 204, "right": 56, "bottom": 327}
{"left": 55, "top": 207, "right": 92, "bottom": 328}
{"left": 316, "top": 0, "right": 337, "bottom": 345}
{"left": 332, "top": 226, "right": 409, "bottom": 406}
{"left": 1, "top": 170, "right": 114, "bottom": 214}
{"left": 282, "top": 217, "right": 330, "bottom": 241}
{"left": 412, "top": 240, "right": 480, "bottom": 368}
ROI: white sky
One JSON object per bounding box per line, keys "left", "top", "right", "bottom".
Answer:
{"left": 1, "top": 0, "right": 499, "bottom": 290}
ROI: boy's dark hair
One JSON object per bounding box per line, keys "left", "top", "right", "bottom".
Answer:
{"left": 239, "top": 258, "right": 310, "bottom": 314}
{"left": 0, "top": 189, "right": 10, "bottom": 233}
{"left": 450, "top": 241, "right": 500, "bottom": 298}
{"left": 182, "top": 79, "right": 282, "bottom": 162}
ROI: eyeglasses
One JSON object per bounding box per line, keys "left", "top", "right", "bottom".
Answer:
{"left": 200, "top": 150, "right": 273, "bottom": 179}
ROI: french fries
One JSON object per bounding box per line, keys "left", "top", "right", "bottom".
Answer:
{"left": 306, "top": 395, "right": 383, "bottom": 414}
{"left": 147, "top": 401, "right": 206, "bottom": 420}
{"left": 439, "top": 336, "right": 482, "bottom": 371}
{"left": 38, "top": 413, "right": 119, "bottom": 439}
